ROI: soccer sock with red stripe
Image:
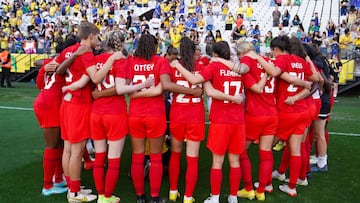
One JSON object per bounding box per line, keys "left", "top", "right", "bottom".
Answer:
{"left": 240, "top": 150, "right": 253, "bottom": 191}
{"left": 169, "top": 151, "right": 182, "bottom": 191}
{"left": 104, "top": 158, "right": 120, "bottom": 198}
{"left": 299, "top": 143, "right": 308, "bottom": 180}
{"left": 149, "top": 153, "right": 163, "bottom": 198}
{"left": 277, "top": 145, "right": 290, "bottom": 174}
{"left": 289, "top": 155, "right": 301, "bottom": 189}
{"left": 43, "top": 148, "right": 58, "bottom": 189}
{"left": 185, "top": 156, "right": 198, "bottom": 197}
{"left": 229, "top": 167, "right": 241, "bottom": 196}
{"left": 258, "top": 150, "right": 273, "bottom": 193}
{"left": 93, "top": 152, "right": 106, "bottom": 195}
{"left": 210, "top": 168, "right": 222, "bottom": 195}
{"left": 131, "top": 153, "right": 145, "bottom": 195}
{"left": 54, "top": 147, "right": 64, "bottom": 183}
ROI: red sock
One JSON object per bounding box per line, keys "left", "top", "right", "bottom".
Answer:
{"left": 65, "top": 176, "right": 70, "bottom": 188}
{"left": 149, "top": 153, "right": 163, "bottom": 198}
{"left": 131, "top": 153, "right": 145, "bottom": 196}
{"left": 104, "top": 158, "right": 120, "bottom": 198}
{"left": 229, "top": 167, "right": 241, "bottom": 196}
{"left": 305, "top": 131, "right": 313, "bottom": 173}
{"left": 185, "top": 156, "right": 198, "bottom": 197}
{"left": 289, "top": 155, "right": 301, "bottom": 189}
{"left": 54, "top": 147, "right": 64, "bottom": 183}
{"left": 277, "top": 145, "right": 290, "bottom": 174}
{"left": 299, "top": 143, "right": 308, "bottom": 180}
{"left": 70, "top": 179, "right": 81, "bottom": 193}
{"left": 210, "top": 168, "right": 222, "bottom": 195}
{"left": 258, "top": 150, "right": 273, "bottom": 193}
{"left": 93, "top": 152, "right": 106, "bottom": 195}
{"left": 240, "top": 150, "right": 253, "bottom": 191}
{"left": 43, "top": 148, "right": 58, "bottom": 189}
{"left": 169, "top": 151, "right": 182, "bottom": 190}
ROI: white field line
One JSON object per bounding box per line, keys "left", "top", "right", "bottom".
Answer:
{"left": 0, "top": 105, "right": 359, "bottom": 137}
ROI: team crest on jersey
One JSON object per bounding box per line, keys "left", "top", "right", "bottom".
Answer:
{"left": 65, "top": 52, "right": 72, "bottom": 58}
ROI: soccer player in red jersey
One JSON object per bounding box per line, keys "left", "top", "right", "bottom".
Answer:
{"left": 161, "top": 37, "right": 204, "bottom": 203}
{"left": 125, "top": 34, "right": 171, "bottom": 203}
{"left": 53, "top": 22, "right": 112, "bottom": 202}
{"left": 88, "top": 31, "right": 153, "bottom": 203}
{"left": 172, "top": 41, "right": 245, "bottom": 203}
{"left": 270, "top": 36, "right": 318, "bottom": 197}
{"left": 33, "top": 39, "right": 77, "bottom": 196}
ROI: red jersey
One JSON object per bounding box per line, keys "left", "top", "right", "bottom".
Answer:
{"left": 242, "top": 55, "right": 277, "bottom": 116}
{"left": 274, "top": 54, "right": 313, "bottom": 113}
{"left": 56, "top": 43, "right": 96, "bottom": 104}
{"left": 127, "top": 55, "right": 171, "bottom": 117}
{"left": 169, "top": 62, "right": 205, "bottom": 123}
{"left": 34, "top": 58, "right": 65, "bottom": 109}
{"left": 200, "top": 62, "right": 245, "bottom": 124}
{"left": 92, "top": 53, "right": 128, "bottom": 115}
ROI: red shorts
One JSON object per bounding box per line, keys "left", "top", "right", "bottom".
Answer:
{"left": 170, "top": 122, "right": 205, "bottom": 142}
{"left": 33, "top": 106, "right": 60, "bottom": 128}
{"left": 245, "top": 114, "right": 278, "bottom": 141}
{"left": 128, "top": 116, "right": 166, "bottom": 139}
{"left": 207, "top": 123, "right": 246, "bottom": 155}
{"left": 309, "top": 99, "right": 321, "bottom": 122}
{"left": 90, "top": 113, "right": 128, "bottom": 141}
{"left": 276, "top": 111, "right": 309, "bottom": 141}
{"left": 60, "top": 102, "right": 91, "bottom": 143}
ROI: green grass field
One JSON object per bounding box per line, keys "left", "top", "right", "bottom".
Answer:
{"left": 0, "top": 82, "right": 359, "bottom": 203}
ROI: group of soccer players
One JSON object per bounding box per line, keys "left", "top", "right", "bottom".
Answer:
{"left": 33, "top": 21, "right": 332, "bottom": 203}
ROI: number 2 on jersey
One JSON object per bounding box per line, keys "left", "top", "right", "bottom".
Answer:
{"left": 133, "top": 74, "right": 155, "bottom": 91}
{"left": 287, "top": 72, "right": 304, "bottom": 92}
{"left": 175, "top": 80, "right": 201, "bottom": 103}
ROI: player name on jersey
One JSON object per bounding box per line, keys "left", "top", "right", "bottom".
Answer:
{"left": 134, "top": 64, "right": 154, "bottom": 71}
{"left": 219, "top": 69, "right": 241, "bottom": 77}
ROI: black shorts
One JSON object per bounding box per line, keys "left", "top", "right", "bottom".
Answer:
{"left": 333, "top": 74, "right": 339, "bottom": 83}
{"left": 319, "top": 93, "right": 331, "bottom": 120}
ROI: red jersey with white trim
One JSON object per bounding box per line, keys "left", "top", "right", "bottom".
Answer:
{"left": 242, "top": 55, "right": 277, "bottom": 115}
{"left": 56, "top": 43, "right": 95, "bottom": 104}
{"left": 92, "top": 53, "right": 128, "bottom": 115}
{"left": 34, "top": 58, "right": 65, "bottom": 109}
{"left": 127, "top": 55, "right": 171, "bottom": 117}
{"left": 169, "top": 62, "right": 205, "bottom": 123}
{"left": 274, "top": 54, "right": 313, "bottom": 112}
{"left": 200, "top": 62, "right": 245, "bottom": 124}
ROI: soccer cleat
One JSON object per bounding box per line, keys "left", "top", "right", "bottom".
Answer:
{"left": 54, "top": 179, "right": 68, "bottom": 187}
{"left": 68, "top": 192, "right": 97, "bottom": 203}
{"left": 227, "top": 195, "right": 238, "bottom": 203}
{"left": 255, "top": 191, "right": 265, "bottom": 201}
{"left": 272, "top": 170, "right": 286, "bottom": 181}
{"left": 254, "top": 182, "right": 273, "bottom": 193}
{"left": 311, "top": 164, "right": 328, "bottom": 172}
{"left": 279, "top": 184, "right": 297, "bottom": 197}
{"left": 273, "top": 142, "right": 286, "bottom": 151}
{"left": 149, "top": 197, "right": 167, "bottom": 203}
{"left": 136, "top": 195, "right": 147, "bottom": 203}
{"left": 310, "top": 155, "right": 318, "bottom": 165}
{"left": 237, "top": 188, "right": 255, "bottom": 200}
{"left": 183, "top": 197, "right": 195, "bottom": 203}
{"left": 81, "top": 188, "right": 93, "bottom": 194}
{"left": 285, "top": 178, "right": 309, "bottom": 186}
{"left": 42, "top": 186, "right": 68, "bottom": 196}
{"left": 203, "top": 195, "right": 219, "bottom": 203}
{"left": 97, "top": 194, "right": 104, "bottom": 203}
{"left": 103, "top": 195, "right": 120, "bottom": 203}
{"left": 169, "top": 191, "right": 180, "bottom": 201}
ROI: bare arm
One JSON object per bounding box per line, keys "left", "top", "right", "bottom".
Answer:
{"left": 128, "top": 83, "right": 163, "bottom": 99}
{"left": 115, "top": 77, "right": 154, "bottom": 95}
{"left": 204, "top": 81, "right": 243, "bottom": 104}
{"left": 170, "top": 60, "right": 205, "bottom": 85}
{"left": 91, "top": 87, "right": 117, "bottom": 99}
{"left": 245, "top": 51, "right": 281, "bottom": 76}
{"left": 57, "top": 45, "right": 92, "bottom": 75}
{"left": 248, "top": 72, "right": 268, "bottom": 93}
{"left": 280, "top": 72, "right": 312, "bottom": 89}
{"left": 160, "top": 73, "right": 203, "bottom": 96}
{"left": 284, "top": 88, "right": 310, "bottom": 105}
{"left": 211, "top": 57, "right": 249, "bottom": 74}
{"left": 62, "top": 74, "right": 90, "bottom": 92}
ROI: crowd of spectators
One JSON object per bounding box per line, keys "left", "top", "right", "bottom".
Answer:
{"left": 0, "top": 0, "right": 359, "bottom": 60}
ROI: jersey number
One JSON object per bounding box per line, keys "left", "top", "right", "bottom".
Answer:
{"left": 260, "top": 72, "right": 275, "bottom": 93}
{"left": 44, "top": 73, "right": 56, "bottom": 89}
{"left": 97, "top": 75, "right": 115, "bottom": 91}
{"left": 175, "top": 80, "right": 201, "bottom": 103}
{"left": 133, "top": 74, "right": 155, "bottom": 91}
{"left": 223, "top": 81, "right": 241, "bottom": 103}
{"left": 287, "top": 72, "right": 304, "bottom": 92}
